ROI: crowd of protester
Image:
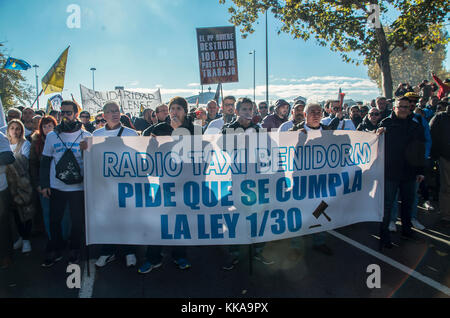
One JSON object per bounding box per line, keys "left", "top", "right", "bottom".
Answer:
{"left": 0, "top": 73, "right": 449, "bottom": 274}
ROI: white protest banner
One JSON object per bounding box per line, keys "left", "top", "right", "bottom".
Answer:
{"left": 80, "top": 84, "right": 162, "bottom": 117}
{"left": 120, "top": 88, "right": 162, "bottom": 116}
{"left": 80, "top": 84, "right": 121, "bottom": 116}
{"left": 84, "top": 131, "right": 384, "bottom": 246}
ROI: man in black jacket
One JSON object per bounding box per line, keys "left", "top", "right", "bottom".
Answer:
{"left": 138, "top": 97, "right": 201, "bottom": 274}
{"left": 220, "top": 98, "right": 274, "bottom": 270}
{"left": 377, "top": 96, "right": 426, "bottom": 250}
{"left": 142, "top": 104, "right": 169, "bottom": 136}
{"left": 430, "top": 102, "right": 450, "bottom": 227}
{"left": 357, "top": 108, "right": 381, "bottom": 132}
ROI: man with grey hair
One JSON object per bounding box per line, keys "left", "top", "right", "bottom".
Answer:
{"left": 93, "top": 101, "right": 138, "bottom": 268}
{"left": 205, "top": 100, "right": 221, "bottom": 128}
{"left": 289, "top": 102, "right": 338, "bottom": 256}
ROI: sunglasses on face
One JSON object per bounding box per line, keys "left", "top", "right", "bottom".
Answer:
{"left": 61, "top": 111, "right": 73, "bottom": 116}
{"left": 332, "top": 107, "right": 342, "bottom": 111}
{"left": 369, "top": 112, "right": 380, "bottom": 116}
{"left": 96, "top": 119, "right": 106, "bottom": 124}
{"left": 80, "top": 115, "right": 90, "bottom": 119}
{"left": 259, "top": 106, "right": 268, "bottom": 109}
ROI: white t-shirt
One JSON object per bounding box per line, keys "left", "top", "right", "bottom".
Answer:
{"left": 42, "top": 129, "right": 92, "bottom": 192}
{"left": 278, "top": 120, "right": 295, "bottom": 132}
{"left": 204, "top": 118, "right": 225, "bottom": 135}
{"left": 321, "top": 117, "right": 356, "bottom": 130}
{"left": 10, "top": 140, "right": 31, "bottom": 159}
{"left": 93, "top": 126, "right": 138, "bottom": 137}
{"left": 0, "top": 132, "right": 12, "bottom": 191}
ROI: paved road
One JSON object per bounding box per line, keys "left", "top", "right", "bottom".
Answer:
{"left": 1, "top": 204, "right": 449, "bottom": 299}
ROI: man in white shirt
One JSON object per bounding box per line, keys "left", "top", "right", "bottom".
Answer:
{"left": 204, "top": 96, "right": 236, "bottom": 135}
{"left": 92, "top": 101, "right": 138, "bottom": 268}
{"left": 290, "top": 103, "right": 336, "bottom": 256}
{"left": 278, "top": 100, "right": 305, "bottom": 132}
{"left": 40, "top": 100, "right": 92, "bottom": 267}
{"left": 321, "top": 100, "right": 356, "bottom": 131}
{"left": 0, "top": 132, "right": 15, "bottom": 268}
{"left": 93, "top": 102, "right": 138, "bottom": 137}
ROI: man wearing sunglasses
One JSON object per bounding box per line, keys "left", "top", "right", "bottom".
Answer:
{"left": 204, "top": 96, "right": 236, "bottom": 135}
{"left": 79, "top": 111, "right": 95, "bottom": 133}
{"left": 377, "top": 96, "right": 425, "bottom": 250}
{"left": 321, "top": 100, "right": 356, "bottom": 130}
{"left": 142, "top": 104, "right": 170, "bottom": 137}
{"left": 40, "top": 100, "right": 92, "bottom": 267}
{"left": 258, "top": 101, "right": 269, "bottom": 119}
{"left": 357, "top": 108, "right": 381, "bottom": 132}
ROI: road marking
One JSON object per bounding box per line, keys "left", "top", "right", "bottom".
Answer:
{"left": 78, "top": 259, "right": 96, "bottom": 298}
{"left": 329, "top": 230, "right": 450, "bottom": 296}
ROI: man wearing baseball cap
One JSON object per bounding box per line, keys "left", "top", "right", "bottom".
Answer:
{"left": 261, "top": 99, "right": 290, "bottom": 132}
{"left": 278, "top": 99, "right": 305, "bottom": 132}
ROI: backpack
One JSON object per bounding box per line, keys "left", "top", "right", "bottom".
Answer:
{"left": 55, "top": 132, "right": 84, "bottom": 185}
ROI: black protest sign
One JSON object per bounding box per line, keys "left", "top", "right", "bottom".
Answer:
{"left": 196, "top": 26, "right": 239, "bottom": 85}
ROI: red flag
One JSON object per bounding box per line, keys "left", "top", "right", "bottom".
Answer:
{"left": 338, "top": 88, "right": 345, "bottom": 107}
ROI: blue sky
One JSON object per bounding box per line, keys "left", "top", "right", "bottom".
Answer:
{"left": 0, "top": 0, "right": 448, "bottom": 108}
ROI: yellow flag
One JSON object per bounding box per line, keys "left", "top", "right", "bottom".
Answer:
{"left": 42, "top": 46, "right": 69, "bottom": 95}
{"left": 46, "top": 99, "right": 53, "bottom": 115}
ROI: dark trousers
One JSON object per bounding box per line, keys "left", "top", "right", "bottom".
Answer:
{"left": 12, "top": 208, "right": 32, "bottom": 240}
{"left": 46, "top": 189, "right": 85, "bottom": 254}
{"left": 145, "top": 246, "right": 186, "bottom": 264}
{"left": 0, "top": 189, "right": 13, "bottom": 259}
{"left": 380, "top": 180, "right": 415, "bottom": 244}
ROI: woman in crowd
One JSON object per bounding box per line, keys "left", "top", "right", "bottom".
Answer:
{"left": 29, "top": 116, "right": 71, "bottom": 241}
{"left": 5, "top": 119, "right": 34, "bottom": 254}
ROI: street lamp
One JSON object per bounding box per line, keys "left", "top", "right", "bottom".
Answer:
{"left": 33, "top": 64, "right": 39, "bottom": 109}
{"left": 90, "top": 67, "right": 96, "bottom": 90}
{"left": 249, "top": 50, "right": 256, "bottom": 102}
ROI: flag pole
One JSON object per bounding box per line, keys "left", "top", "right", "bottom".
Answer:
{"left": 30, "top": 89, "right": 44, "bottom": 108}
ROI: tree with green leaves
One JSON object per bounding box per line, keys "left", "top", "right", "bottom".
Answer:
{"left": 368, "top": 34, "right": 449, "bottom": 91}
{"left": 0, "top": 43, "right": 34, "bottom": 111}
{"left": 219, "top": 0, "right": 449, "bottom": 98}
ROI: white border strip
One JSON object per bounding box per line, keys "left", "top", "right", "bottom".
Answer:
{"left": 78, "top": 259, "right": 96, "bottom": 298}
{"left": 329, "top": 230, "right": 450, "bottom": 296}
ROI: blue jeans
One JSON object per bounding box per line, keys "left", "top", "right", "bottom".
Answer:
{"left": 390, "top": 182, "right": 419, "bottom": 221}
{"left": 40, "top": 194, "right": 72, "bottom": 241}
{"left": 380, "top": 180, "right": 415, "bottom": 244}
